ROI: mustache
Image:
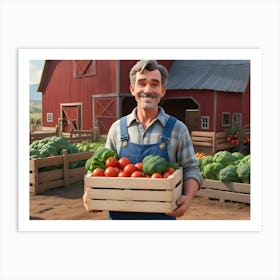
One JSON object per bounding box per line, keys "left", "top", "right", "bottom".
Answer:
{"left": 139, "top": 93, "right": 157, "bottom": 98}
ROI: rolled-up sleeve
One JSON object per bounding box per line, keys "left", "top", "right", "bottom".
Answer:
{"left": 168, "top": 121, "right": 203, "bottom": 188}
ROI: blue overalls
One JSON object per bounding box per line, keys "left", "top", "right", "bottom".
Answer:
{"left": 109, "top": 115, "right": 178, "bottom": 220}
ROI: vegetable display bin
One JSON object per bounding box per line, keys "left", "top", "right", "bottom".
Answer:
{"left": 30, "top": 150, "right": 93, "bottom": 194}
{"left": 197, "top": 179, "right": 250, "bottom": 204}
{"left": 84, "top": 168, "right": 183, "bottom": 213}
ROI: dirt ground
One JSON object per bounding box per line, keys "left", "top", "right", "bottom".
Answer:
{"left": 30, "top": 182, "right": 250, "bottom": 220}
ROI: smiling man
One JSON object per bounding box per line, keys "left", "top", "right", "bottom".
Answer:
{"left": 83, "top": 60, "right": 202, "bottom": 220}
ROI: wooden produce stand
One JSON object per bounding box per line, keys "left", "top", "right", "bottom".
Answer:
{"left": 191, "top": 131, "right": 233, "bottom": 155}
{"left": 30, "top": 150, "right": 93, "bottom": 194}
{"left": 84, "top": 168, "right": 183, "bottom": 213}
{"left": 197, "top": 179, "right": 250, "bottom": 204}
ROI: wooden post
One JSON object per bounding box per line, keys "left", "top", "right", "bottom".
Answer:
{"left": 62, "top": 149, "right": 69, "bottom": 187}
{"left": 30, "top": 158, "right": 40, "bottom": 194}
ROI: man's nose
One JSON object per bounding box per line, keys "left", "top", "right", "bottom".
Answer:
{"left": 143, "top": 84, "right": 152, "bottom": 93}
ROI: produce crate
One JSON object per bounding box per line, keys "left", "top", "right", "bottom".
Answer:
{"left": 30, "top": 150, "right": 93, "bottom": 194}
{"left": 84, "top": 168, "right": 183, "bottom": 213}
{"left": 191, "top": 131, "right": 234, "bottom": 155}
{"left": 197, "top": 179, "right": 250, "bottom": 204}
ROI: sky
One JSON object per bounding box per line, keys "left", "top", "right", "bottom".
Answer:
{"left": 29, "top": 60, "right": 45, "bottom": 85}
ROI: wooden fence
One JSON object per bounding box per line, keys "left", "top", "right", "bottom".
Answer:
{"left": 30, "top": 125, "right": 60, "bottom": 143}
{"left": 30, "top": 150, "right": 93, "bottom": 194}
{"left": 68, "top": 128, "right": 100, "bottom": 143}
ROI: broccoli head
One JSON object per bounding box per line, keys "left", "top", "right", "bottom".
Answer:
{"left": 203, "top": 162, "right": 224, "bottom": 180}
{"left": 236, "top": 162, "right": 250, "bottom": 184}
{"left": 218, "top": 164, "right": 239, "bottom": 182}
{"left": 213, "top": 151, "right": 235, "bottom": 166}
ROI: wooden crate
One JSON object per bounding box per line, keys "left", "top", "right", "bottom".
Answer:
{"left": 84, "top": 168, "right": 183, "bottom": 213}
{"left": 30, "top": 150, "right": 93, "bottom": 194}
{"left": 191, "top": 131, "right": 233, "bottom": 155}
{"left": 197, "top": 179, "right": 250, "bottom": 204}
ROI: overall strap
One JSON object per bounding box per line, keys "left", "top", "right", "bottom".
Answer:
{"left": 120, "top": 116, "right": 129, "bottom": 147}
{"left": 160, "top": 116, "right": 177, "bottom": 148}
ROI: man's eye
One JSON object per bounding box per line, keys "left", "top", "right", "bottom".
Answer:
{"left": 137, "top": 82, "right": 146, "bottom": 87}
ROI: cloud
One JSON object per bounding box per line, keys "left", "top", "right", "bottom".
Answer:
{"left": 30, "top": 61, "right": 44, "bottom": 85}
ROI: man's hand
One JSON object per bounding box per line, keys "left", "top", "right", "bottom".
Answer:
{"left": 83, "top": 191, "right": 103, "bottom": 213}
{"left": 166, "top": 178, "right": 200, "bottom": 217}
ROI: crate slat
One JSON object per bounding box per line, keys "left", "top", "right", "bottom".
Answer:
{"left": 87, "top": 199, "right": 177, "bottom": 213}
{"left": 197, "top": 189, "right": 250, "bottom": 204}
{"left": 202, "top": 179, "right": 250, "bottom": 194}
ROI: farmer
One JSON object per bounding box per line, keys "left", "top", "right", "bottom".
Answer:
{"left": 83, "top": 60, "right": 203, "bottom": 220}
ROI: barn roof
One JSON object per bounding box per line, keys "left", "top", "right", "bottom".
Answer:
{"left": 166, "top": 60, "right": 250, "bottom": 93}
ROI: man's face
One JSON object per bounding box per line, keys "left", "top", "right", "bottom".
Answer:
{"left": 130, "top": 69, "right": 166, "bottom": 110}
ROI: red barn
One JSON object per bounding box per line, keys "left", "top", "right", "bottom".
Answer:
{"left": 38, "top": 60, "right": 250, "bottom": 135}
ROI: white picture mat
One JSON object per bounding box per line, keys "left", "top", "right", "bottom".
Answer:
{"left": 1, "top": 1, "right": 279, "bottom": 280}
{"left": 18, "top": 48, "right": 262, "bottom": 232}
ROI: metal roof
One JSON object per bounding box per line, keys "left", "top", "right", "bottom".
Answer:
{"left": 166, "top": 60, "right": 250, "bottom": 93}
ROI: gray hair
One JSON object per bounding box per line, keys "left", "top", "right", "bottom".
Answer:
{"left": 129, "top": 60, "right": 169, "bottom": 86}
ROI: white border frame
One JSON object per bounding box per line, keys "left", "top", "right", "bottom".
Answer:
{"left": 19, "top": 48, "right": 262, "bottom": 232}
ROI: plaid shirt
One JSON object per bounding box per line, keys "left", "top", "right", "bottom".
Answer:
{"left": 105, "top": 107, "right": 203, "bottom": 187}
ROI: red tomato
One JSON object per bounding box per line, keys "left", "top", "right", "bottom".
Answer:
{"left": 118, "top": 171, "right": 130, "bottom": 177}
{"left": 123, "top": 163, "right": 138, "bottom": 176}
{"left": 134, "top": 162, "right": 143, "bottom": 172}
{"left": 151, "top": 172, "right": 162, "bottom": 178}
{"left": 104, "top": 166, "right": 119, "bottom": 177}
{"left": 105, "top": 157, "right": 120, "bottom": 168}
{"left": 91, "top": 168, "right": 105, "bottom": 177}
{"left": 118, "top": 157, "right": 131, "bottom": 169}
{"left": 162, "top": 171, "right": 172, "bottom": 178}
{"left": 166, "top": 167, "right": 175, "bottom": 174}
{"left": 130, "top": 171, "right": 143, "bottom": 178}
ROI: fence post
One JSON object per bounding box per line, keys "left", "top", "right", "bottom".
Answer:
{"left": 30, "top": 158, "right": 40, "bottom": 194}
{"left": 62, "top": 149, "right": 69, "bottom": 187}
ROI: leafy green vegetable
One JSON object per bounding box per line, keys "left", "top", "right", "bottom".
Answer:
{"left": 218, "top": 165, "right": 239, "bottom": 182}
{"left": 143, "top": 155, "right": 168, "bottom": 175}
{"left": 236, "top": 162, "right": 250, "bottom": 184}
{"left": 213, "top": 151, "right": 235, "bottom": 166}
{"left": 85, "top": 147, "right": 118, "bottom": 171}
{"left": 202, "top": 162, "right": 224, "bottom": 180}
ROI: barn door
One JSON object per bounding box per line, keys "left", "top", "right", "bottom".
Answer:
{"left": 93, "top": 96, "right": 117, "bottom": 135}
{"left": 61, "top": 104, "right": 82, "bottom": 133}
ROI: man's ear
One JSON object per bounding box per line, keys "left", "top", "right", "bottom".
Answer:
{"left": 130, "top": 84, "right": 135, "bottom": 96}
{"left": 161, "top": 86, "right": 166, "bottom": 97}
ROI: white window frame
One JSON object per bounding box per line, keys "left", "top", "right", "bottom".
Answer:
{"left": 222, "top": 112, "right": 231, "bottom": 127}
{"left": 232, "top": 113, "right": 242, "bottom": 128}
{"left": 46, "top": 112, "right": 53, "bottom": 122}
{"left": 201, "top": 116, "right": 209, "bottom": 130}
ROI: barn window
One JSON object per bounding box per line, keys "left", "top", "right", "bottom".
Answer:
{"left": 73, "top": 60, "right": 96, "bottom": 78}
{"left": 201, "top": 116, "right": 209, "bottom": 129}
{"left": 46, "top": 113, "right": 53, "bottom": 122}
{"left": 232, "top": 113, "right": 242, "bottom": 128}
{"left": 222, "top": 112, "right": 231, "bottom": 127}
